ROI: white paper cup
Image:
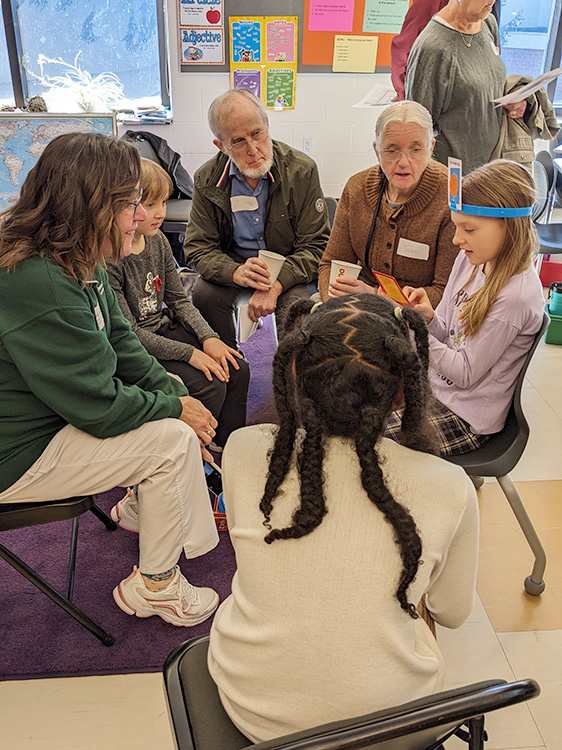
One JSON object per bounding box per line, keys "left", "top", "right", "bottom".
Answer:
{"left": 258, "top": 250, "right": 286, "bottom": 287}
{"left": 328, "top": 259, "right": 361, "bottom": 297}
{"left": 238, "top": 304, "right": 259, "bottom": 343}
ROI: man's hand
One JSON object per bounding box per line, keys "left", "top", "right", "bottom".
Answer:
{"left": 248, "top": 281, "right": 282, "bottom": 321}
{"left": 503, "top": 100, "right": 527, "bottom": 119}
{"left": 202, "top": 337, "right": 242, "bottom": 379}
{"left": 178, "top": 395, "right": 218, "bottom": 462}
{"left": 232, "top": 257, "right": 271, "bottom": 290}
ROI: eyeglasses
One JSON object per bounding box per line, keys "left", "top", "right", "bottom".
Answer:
{"left": 127, "top": 189, "right": 143, "bottom": 216}
{"left": 223, "top": 129, "right": 269, "bottom": 153}
{"left": 379, "top": 147, "right": 430, "bottom": 163}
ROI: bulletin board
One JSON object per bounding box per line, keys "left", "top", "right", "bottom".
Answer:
{"left": 179, "top": 0, "right": 408, "bottom": 74}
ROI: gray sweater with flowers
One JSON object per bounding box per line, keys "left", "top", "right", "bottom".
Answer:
{"left": 107, "top": 231, "right": 218, "bottom": 362}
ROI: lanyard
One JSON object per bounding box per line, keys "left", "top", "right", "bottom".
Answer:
{"left": 363, "top": 172, "right": 388, "bottom": 275}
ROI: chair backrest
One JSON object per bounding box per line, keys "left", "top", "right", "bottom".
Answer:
{"left": 532, "top": 159, "right": 550, "bottom": 223}
{"left": 535, "top": 150, "right": 555, "bottom": 191}
{"left": 325, "top": 197, "right": 338, "bottom": 230}
{"left": 163, "top": 635, "right": 540, "bottom": 750}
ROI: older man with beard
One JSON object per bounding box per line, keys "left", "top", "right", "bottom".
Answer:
{"left": 184, "top": 88, "right": 330, "bottom": 349}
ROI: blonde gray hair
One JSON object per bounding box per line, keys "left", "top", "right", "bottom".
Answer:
{"left": 375, "top": 101, "right": 434, "bottom": 146}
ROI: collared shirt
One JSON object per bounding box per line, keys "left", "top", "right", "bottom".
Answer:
{"left": 229, "top": 160, "right": 269, "bottom": 259}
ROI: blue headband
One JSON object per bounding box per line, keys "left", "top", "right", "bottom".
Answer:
{"left": 450, "top": 202, "right": 533, "bottom": 217}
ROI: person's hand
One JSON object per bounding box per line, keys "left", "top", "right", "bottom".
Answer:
{"left": 503, "top": 100, "right": 527, "bottom": 119}
{"left": 328, "top": 276, "right": 375, "bottom": 297}
{"left": 188, "top": 348, "right": 228, "bottom": 382}
{"left": 248, "top": 281, "right": 282, "bottom": 321}
{"left": 178, "top": 395, "right": 218, "bottom": 462}
{"left": 403, "top": 286, "right": 434, "bottom": 323}
{"left": 202, "top": 337, "right": 242, "bottom": 379}
{"left": 232, "top": 257, "right": 271, "bottom": 290}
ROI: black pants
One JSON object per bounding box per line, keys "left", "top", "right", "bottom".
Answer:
{"left": 156, "top": 318, "right": 250, "bottom": 447}
{"left": 191, "top": 277, "right": 317, "bottom": 350}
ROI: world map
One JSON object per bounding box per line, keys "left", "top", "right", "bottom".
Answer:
{"left": 0, "top": 114, "right": 115, "bottom": 212}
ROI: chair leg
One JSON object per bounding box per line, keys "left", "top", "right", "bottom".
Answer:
{"left": 497, "top": 475, "right": 546, "bottom": 595}
{"left": 90, "top": 503, "right": 118, "bottom": 531}
{"left": 66, "top": 516, "right": 79, "bottom": 600}
{"left": 0, "top": 542, "right": 115, "bottom": 646}
{"left": 466, "top": 715, "right": 486, "bottom": 750}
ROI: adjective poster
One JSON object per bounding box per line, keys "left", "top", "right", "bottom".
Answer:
{"left": 181, "top": 26, "right": 224, "bottom": 64}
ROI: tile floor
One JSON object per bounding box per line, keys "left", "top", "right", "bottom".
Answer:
{"left": 1, "top": 335, "right": 562, "bottom": 750}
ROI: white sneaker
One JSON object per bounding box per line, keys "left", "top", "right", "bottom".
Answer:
{"left": 112, "top": 566, "right": 219, "bottom": 627}
{"left": 110, "top": 487, "right": 139, "bottom": 533}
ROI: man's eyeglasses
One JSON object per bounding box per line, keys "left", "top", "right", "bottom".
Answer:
{"left": 379, "top": 147, "right": 430, "bottom": 163}
{"left": 127, "top": 189, "right": 143, "bottom": 216}
{"left": 223, "top": 129, "right": 269, "bottom": 153}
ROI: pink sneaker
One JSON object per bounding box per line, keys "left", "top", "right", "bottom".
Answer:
{"left": 112, "top": 566, "right": 219, "bottom": 627}
{"left": 110, "top": 487, "right": 139, "bottom": 533}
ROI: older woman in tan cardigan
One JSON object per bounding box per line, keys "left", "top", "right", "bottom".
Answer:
{"left": 319, "top": 101, "right": 456, "bottom": 307}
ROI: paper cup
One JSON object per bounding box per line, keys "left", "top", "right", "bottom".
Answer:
{"left": 238, "top": 304, "right": 259, "bottom": 343}
{"left": 328, "top": 259, "right": 361, "bottom": 297}
{"left": 258, "top": 250, "right": 286, "bottom": 287}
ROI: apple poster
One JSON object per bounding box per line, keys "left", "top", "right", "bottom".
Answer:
{"left": 179, "top": 0, "right": 223, "bottom": 28}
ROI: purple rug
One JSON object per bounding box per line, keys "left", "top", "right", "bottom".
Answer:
{"left": 0, "top": 317, "right": 278, "bottom": 681}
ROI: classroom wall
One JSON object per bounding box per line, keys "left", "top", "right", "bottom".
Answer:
{"left": 117, "top": 0, "right": 392, "bottom": 199}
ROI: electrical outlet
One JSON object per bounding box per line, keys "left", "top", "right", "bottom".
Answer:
{"left": 303, "top": 137, "right": 313, "bottom": 155}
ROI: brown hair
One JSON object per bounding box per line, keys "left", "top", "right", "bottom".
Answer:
{"left": 139, "top": 157, "right": 173, "bottom": 204}
{"left": 457, "top": 159, "right": 537, "bottom": 337}
{"left": 0, "top": 132, "right": 140, "bottom": 283}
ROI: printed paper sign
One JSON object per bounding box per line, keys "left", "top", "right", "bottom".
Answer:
{"left": 266, "top": 20, "right": 296, "bottom": 63}
{"left": 179, "top": 0, "right": 223, "bottom": 28}
{"left": 232, "top": 69, "right": 261, "bottom": 98}
{"left": 333, "top": 35, "right": 378, "bottom": 73}
{"left": 181, "top": 26, "right": 224, "bottom": 64}
{"left": 266, "top": 68, "right": 295, "bottom": 109}
{"left": 231, "top": 19, "right": 262, "bottom": 63}
{"left": 362, "top": 0, "right": 409, "bottom": 34}
{"left": 308, "top": 0, "right": 354, "bottom": 32}
{"left": 448, "top": 157, "right": 462, "bottom": 211}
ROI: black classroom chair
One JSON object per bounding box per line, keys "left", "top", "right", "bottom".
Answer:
{"left": 163, "top": 634, "right": 540, "bottom": 750}
{"left": 445, "top": 312, "right": 550, "bottom": 596}
{"left": 0, "top": 495, "right": 117, "bottom": 645}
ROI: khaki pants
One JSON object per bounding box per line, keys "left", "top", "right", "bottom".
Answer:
{"left": 0, "top": 419, "right": 219, "bottom": 574}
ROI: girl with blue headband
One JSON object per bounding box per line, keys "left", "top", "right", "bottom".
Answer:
{"left": 389, "top": 159, "right": 544, "bottom": 455}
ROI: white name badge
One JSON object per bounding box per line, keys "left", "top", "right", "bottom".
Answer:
{"left": 230, "top": 195, "right": 259, "bottom": 212}
{"left": 397, "top": 238, "right": 430, "bottom": 261}
{"left": 93, "top": 302, "right": 105, "bottom": 330}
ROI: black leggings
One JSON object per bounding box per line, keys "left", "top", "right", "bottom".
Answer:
{"left": 156, "top": 318, "right": 250, "bottom": 447}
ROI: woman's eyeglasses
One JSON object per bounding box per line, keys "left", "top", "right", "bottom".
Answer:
{"left": 127, "top": 189, "right": 143, "bottom": 216}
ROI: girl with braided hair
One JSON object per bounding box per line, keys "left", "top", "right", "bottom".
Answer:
{"left": 208, "top": 294, "right": 478, "bottom": 743}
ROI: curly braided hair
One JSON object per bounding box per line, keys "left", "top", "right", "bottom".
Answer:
{"left": 259, "top": 294, "right": 439, "bottom": 617}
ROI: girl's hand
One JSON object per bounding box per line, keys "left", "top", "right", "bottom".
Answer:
{"left": 189, "top": 348, "right": 229, "bottom": 382}
{"left": 202, "top": 337, "right": 242, "bottom": 379}
{"left": 403, "top": 286, "right": 434, "bottom": 323}
{"left": 328, "top": 276, "right": 375, "bottom": 297}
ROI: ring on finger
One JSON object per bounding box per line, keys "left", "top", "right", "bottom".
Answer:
{"left": 205, "top": 428, "right": 213, "bottom": 435}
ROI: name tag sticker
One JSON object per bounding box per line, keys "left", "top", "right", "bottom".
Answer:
{"left": 397, "top": 238, "right": 430, "bottom": 261}
{"left": 93, "top": 302, "right": 105, "bottom": 330}
{"left": 230, "top": 195, "right": 259, "bottom": 212}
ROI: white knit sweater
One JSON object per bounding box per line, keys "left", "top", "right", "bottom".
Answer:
{"left": 208, "top": 425, "right": 478, "bottom": 742}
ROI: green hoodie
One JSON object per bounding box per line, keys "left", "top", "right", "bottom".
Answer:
{"left": 0, "top": 256, "right": 186, "bottom": 493}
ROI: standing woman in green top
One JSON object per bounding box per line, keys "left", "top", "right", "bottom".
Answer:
{"left": 405, "top": 0, "right": 526, "bottom": 174}
{"left": 0, "top": 132, "right": 221, "bottom": 628}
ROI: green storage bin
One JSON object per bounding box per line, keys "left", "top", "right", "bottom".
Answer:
{"left": 545, "top": 305, "right": 562, "bottom": 345}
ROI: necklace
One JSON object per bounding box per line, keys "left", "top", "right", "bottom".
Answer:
{"left": 457, "top": 29, "right": 473, "bottom": 47}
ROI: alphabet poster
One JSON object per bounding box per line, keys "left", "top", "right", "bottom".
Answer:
{"left": 229, "top": 16, "right": 298, "bottom": 110}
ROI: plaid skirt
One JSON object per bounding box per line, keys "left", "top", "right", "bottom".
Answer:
{"left": 385, "top": 400, "right": 490, "bottom": 457}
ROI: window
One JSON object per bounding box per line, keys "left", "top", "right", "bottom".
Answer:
{"left": 1, "top": 0, "right": 169, "bottom": 113}
{"left": 0, "top": 9, "right": 16, "bottom": 107}
{"left": 499, "top": 0, "right": 562, "bottom": 108}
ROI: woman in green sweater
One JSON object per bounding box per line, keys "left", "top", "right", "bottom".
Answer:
{"left": 0, "top": 132, "right": 220, "bottom": 628}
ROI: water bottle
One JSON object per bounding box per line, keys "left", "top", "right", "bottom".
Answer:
{"left": 548, "top": 282, "right": 562, "bottom": 317}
